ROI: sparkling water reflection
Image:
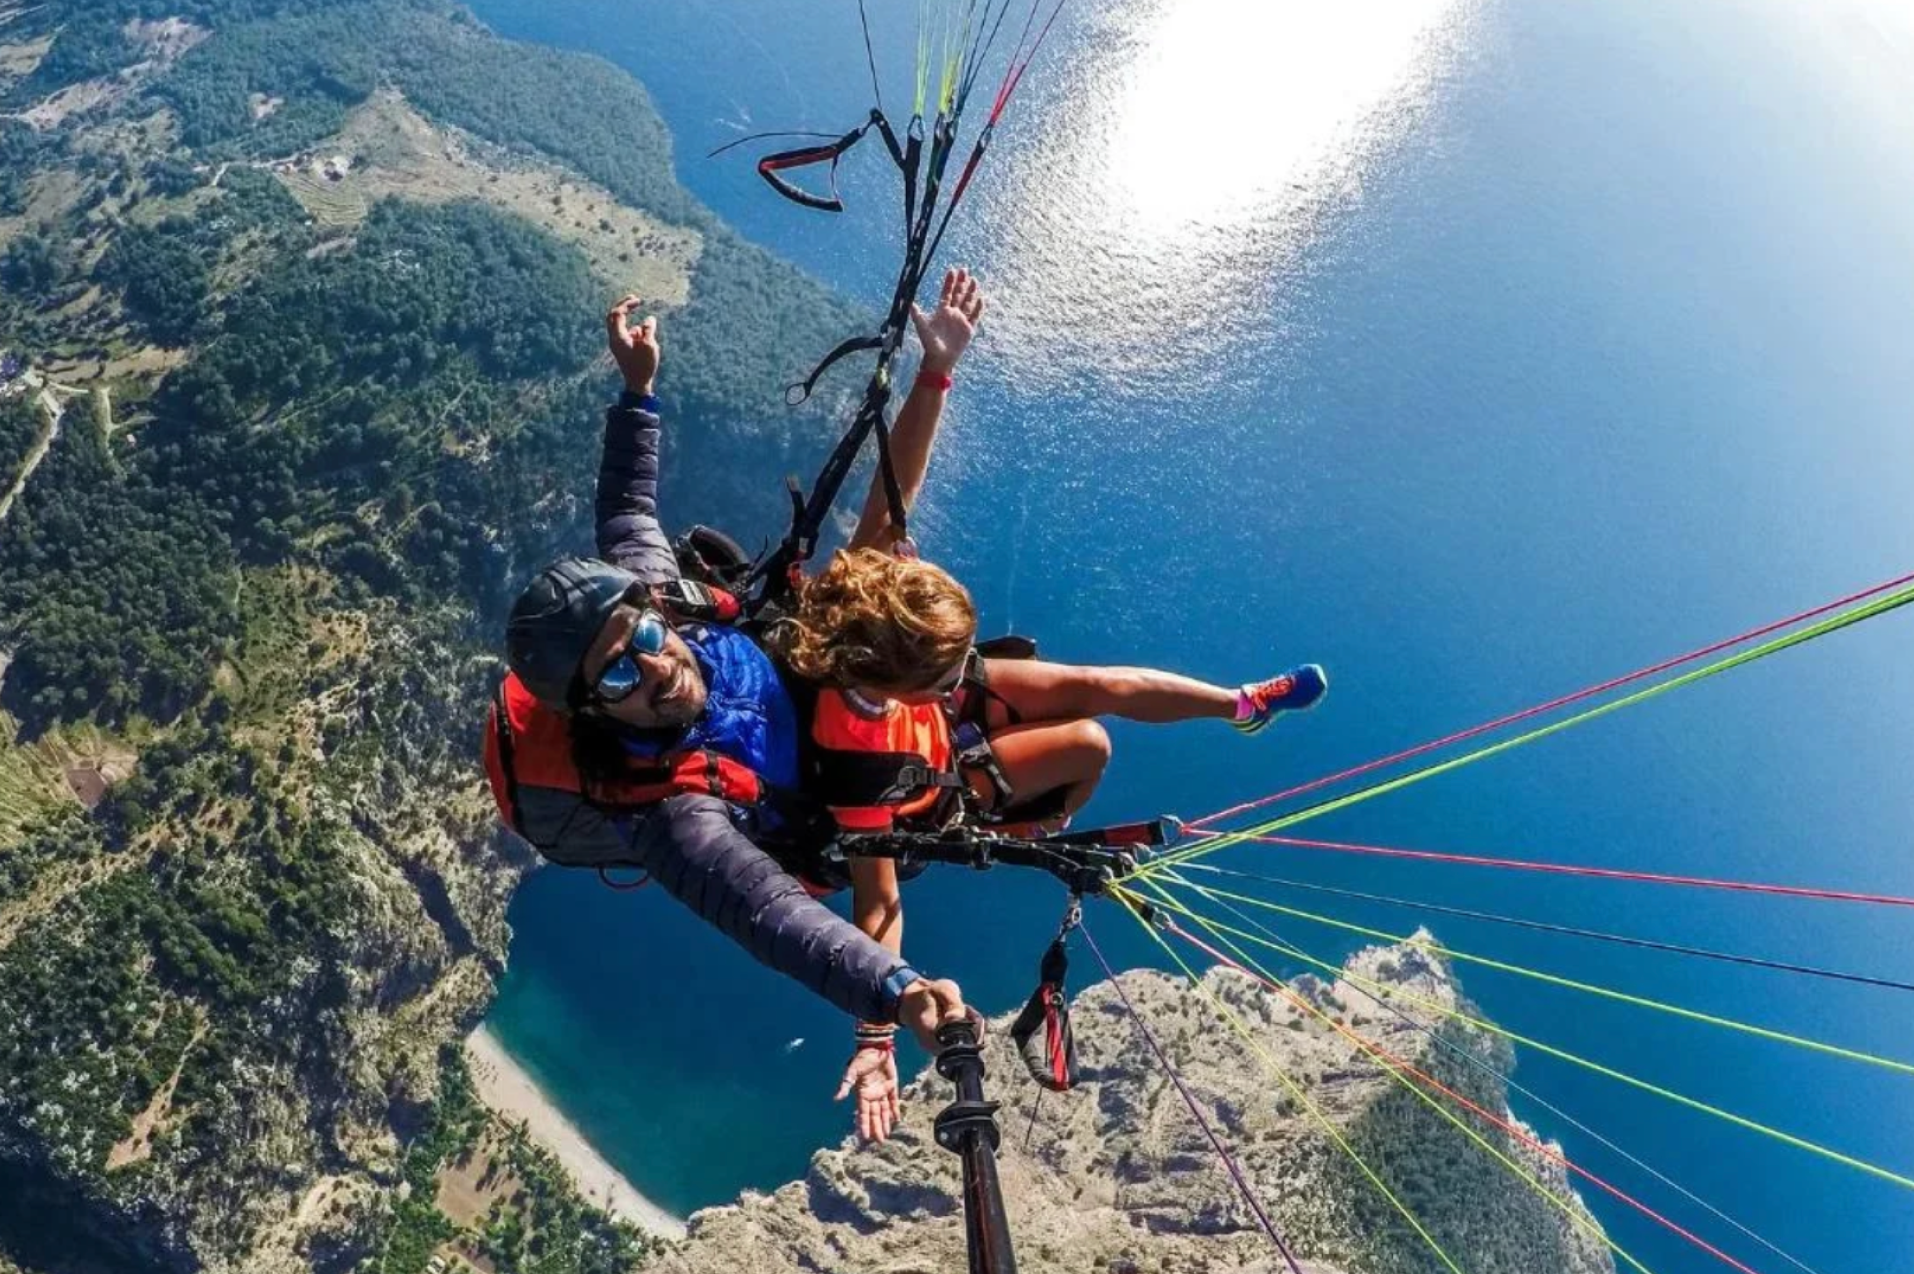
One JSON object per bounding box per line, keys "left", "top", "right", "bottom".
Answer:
{"left": 970, "top": 0, "right": 1480, "bottom": 396}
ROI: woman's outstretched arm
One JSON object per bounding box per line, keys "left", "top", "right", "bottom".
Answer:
{"left": 847, "top": 267, "right": 987, "bottom": 551}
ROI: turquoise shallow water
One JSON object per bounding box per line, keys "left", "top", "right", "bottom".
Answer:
{"left": 471, "top": 0, "right": 1914, "bottom": 1266}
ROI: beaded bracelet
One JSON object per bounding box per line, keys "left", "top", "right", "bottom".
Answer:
{"left": 854, "top": 1022, "right": 897, "bottom": 1052}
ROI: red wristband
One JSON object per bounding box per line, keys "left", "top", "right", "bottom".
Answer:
{"left": 915, "top": 368, "right": 953, "bottom": 393}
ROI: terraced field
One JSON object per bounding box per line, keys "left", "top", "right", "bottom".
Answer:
{"left": 272, "top": 90, "right": 700, "bottom": 303}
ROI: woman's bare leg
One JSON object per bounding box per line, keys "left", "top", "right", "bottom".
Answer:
{"left": 958, "top": 659, "right": 1325, "bottom": 823}
{"left": 958, "top": 661, "right": 1224, "bottom": 823}
{"left": 974, "top": 659, "right": 1236, "bottom": 731}
{"left": 965, "top": 718, "right": 1113, "bottom": 825}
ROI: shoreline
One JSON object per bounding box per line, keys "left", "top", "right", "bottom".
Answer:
{"left": 464, "top": 1024, "right": 689, "bottom": 1240}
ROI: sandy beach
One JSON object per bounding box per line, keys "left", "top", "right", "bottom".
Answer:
{"left": 464, "top": 1025, "right": 688, "bottom": 1240}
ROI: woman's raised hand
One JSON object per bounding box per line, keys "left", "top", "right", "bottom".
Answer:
{"left": 910, "top": 266, "right": 987, "bottom": 378}
{"left": 835, "top": 1045, "right": 904, "bottom": 1143}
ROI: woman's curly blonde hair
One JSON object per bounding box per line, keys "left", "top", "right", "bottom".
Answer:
{"left": 771, "top": 548, "right": 977, "bottom": 690}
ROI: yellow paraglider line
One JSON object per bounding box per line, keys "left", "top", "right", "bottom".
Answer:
{"left": 1117, "top": 891, "right": 1472, "bottom": 1274}
{"left": 1158, "top": 875, "right": 1914, "bottom": 1078}
{"left": 1124, "top": 884, "right": 1914, "bottom": 1193}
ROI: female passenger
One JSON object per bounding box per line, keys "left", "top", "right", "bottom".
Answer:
{"left": 773, "top": 271, "right": 1327, "bottom": 1134}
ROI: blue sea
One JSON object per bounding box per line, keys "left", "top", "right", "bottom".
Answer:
{"left": 468, "top": 0, "right": 1914, "bottom": 1268}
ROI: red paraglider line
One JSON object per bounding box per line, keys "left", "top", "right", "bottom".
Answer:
{"left": 1178, "top": 829, "right": 1914, "bottom": 909}
{"left": 1192, "top": 572, "right": 1914, "bottom": 830}
{"left": 991, "top": 0, "right": 1067, "bottom": 122}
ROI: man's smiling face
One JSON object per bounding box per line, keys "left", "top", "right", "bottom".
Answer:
{"left": 579, "top": 603, "right": 708, "bottom": 729}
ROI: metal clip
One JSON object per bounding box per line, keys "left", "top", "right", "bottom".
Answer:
{"left": 1056, "top": 894, "right": 1083, "bottom": 940}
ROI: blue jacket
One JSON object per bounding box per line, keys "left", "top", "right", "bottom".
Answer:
{"left": 618, "top": 622, "right": 801, "bottom": 794}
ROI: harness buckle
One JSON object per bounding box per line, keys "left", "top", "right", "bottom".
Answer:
{"left": 874, "top": 763, "right": 926, "bottom": 805}
{"left": 951, "top": 721, "right": 1015, "bottom": 811}
{"left": 1057, "top": 895, "right": 1083, "bottom": 939}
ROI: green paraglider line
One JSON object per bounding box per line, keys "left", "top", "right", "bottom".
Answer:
{"left": 1174, "top": 868, "right": 1831, "bottom": 1274}
{"left": 1157, "top": 873, "right": 1914, "bottom": 1078}
{"left": 1144, "top": 580, "right": 1914, "bottom": 877}
{"left": 1117, "top": 892, "right": 1473, "bottom": 1274}
{"left": 1192, "top": 571, "right": 1914, "bottom": 832}
{"left": 1121, "top": 884, "right": 1914, "bottom": 1193}
{"left": 1146, "top": 886, "right": 1754, "bottom": 1274}
{"left": 1172, "top": 862, "right": 1914, "bottom": 992}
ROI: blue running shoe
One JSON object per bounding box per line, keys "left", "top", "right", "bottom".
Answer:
{"left": 1233, "top": 664, "right": 1328, "bottom": 735}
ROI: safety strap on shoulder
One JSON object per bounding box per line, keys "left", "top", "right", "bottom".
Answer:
{"left": 955, "top": 641, "right": 1035, "bottom": 730}
{"left": 943, "top": 643, "right": 1028, "bottom": 808}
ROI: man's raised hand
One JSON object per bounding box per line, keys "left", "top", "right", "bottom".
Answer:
{"left": 607, "top": 295, "right": 660, "bottom": 396}
{"left": 835, "top": 1046, "right": 904, "bottom": 1143}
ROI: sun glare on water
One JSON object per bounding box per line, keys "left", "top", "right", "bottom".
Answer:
{"left": 970, "top": 0, "right": 1478, "bottom": 393}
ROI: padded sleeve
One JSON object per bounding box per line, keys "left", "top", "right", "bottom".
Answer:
{"left": 595, "top": 399, "right": 680, "bottom": 585}
{"left": 628, "top": 794, "right": 915, "bottom": 1023}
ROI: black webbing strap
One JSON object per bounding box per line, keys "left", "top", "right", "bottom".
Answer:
{"left": 492, "top": 682, "right": 529, "bottom": 838}
{"left": 751, "top": 375, "right": 910, "bottom": 610}
{"left": 868, "top": 393, "right": 910, "bottom": 549}
{"left": 1009, "top": 932, "right": 1078, "bottom": 1091}
{"left": 895, "top": 117, "right": 924, "bottom": 240}
{"left": 784, "top": 333, "right": 887, "bottom": 407}
{"left": 745, "top": 105, "right": 968, "bottom": 613}
{"left": 755, "top": 116, "right": 877, "bottom": 212}
{"left": 812, "top": 747, "right": 968, "bottom": 808}
{"left": 838, "top": 824, "right": 1145, "bottom": 895}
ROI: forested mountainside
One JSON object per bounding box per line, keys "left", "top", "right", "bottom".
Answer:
{"left": 0, "top": 2, "right": 854, "bottom": 1269}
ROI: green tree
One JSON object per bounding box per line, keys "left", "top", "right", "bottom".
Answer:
{"left": 0, "top": 234, "right": 69, "bottom": 296}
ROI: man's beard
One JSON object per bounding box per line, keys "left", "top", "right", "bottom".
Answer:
{"left": 647, "top": 656, "right": 706, "bottom": 726}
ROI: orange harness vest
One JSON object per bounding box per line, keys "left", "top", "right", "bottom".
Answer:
{"left": 483, "top": 672, "right": 774, "bottom": 868}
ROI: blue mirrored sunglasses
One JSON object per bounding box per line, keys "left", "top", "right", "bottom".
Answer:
{"left": 590, "top": 609, "right": 670, "bottom": 704}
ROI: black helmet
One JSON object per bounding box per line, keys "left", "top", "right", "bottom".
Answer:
{"left": 506, "top": 557, "right": 641, "bottom": 709}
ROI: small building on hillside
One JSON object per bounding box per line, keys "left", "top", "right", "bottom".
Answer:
{"left": 65, "top": 765, "right": 111, "bottom": 809}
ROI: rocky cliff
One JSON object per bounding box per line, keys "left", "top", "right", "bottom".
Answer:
{"left": 661, "top": 936, "right": 1615, "bottom": 1274}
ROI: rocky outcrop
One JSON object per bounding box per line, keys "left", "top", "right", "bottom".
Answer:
{"left": 660, "top": 936, "right": 1615, "bottom": 1274}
